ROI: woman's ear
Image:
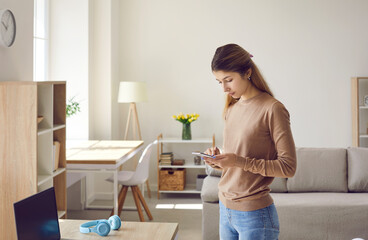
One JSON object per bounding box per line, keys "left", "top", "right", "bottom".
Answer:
{"left": 246, "top": 68, "right": 252, "bottom": 78}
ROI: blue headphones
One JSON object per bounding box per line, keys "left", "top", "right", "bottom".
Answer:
{"left": 80, "top": 215, "right": 121, "bottom": 236}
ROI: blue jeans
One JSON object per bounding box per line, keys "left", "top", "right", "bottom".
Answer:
{"left": 219, "top": 201, "right": 280, "bottom": 240}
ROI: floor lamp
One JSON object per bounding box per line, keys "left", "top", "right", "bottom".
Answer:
{"left": 118, "top": 81, "right": 151, "bottom": 197}
{"left": 118, "top": 81, "right": 147, "bottom": 140}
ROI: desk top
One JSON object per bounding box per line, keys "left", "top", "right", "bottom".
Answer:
{"left": 59, "top": 219, "right": 178, "bottom": 240}
{"left": 66, "top": 140, "right": 144, "bottom": 165}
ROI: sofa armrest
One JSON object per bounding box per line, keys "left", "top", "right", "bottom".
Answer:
{"left": 205, "top": 164, "right": 222, "bottom": 177}
{"left": 201, "top": 176, "right": 220, "bottom": 203}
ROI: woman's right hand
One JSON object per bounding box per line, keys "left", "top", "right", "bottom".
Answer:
{"left": 203, "top": 147, "right": 222, "bottom": 169}
{"left": 204, "top": 146, "right": 220, "bottom": 156}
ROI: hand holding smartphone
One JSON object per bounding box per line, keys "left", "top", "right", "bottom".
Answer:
{"left": 192, "top": 151, "right": 216, "bottom": 159}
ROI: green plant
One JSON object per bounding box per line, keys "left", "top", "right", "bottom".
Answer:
{"left": 66, "top": 96, "right": 81, "bottom": 118}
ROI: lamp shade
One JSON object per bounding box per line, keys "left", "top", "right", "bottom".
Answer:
{"left": 118, "top": 81, "right": 148, "bottom": 103}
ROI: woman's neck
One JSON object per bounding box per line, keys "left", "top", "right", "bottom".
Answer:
{"left": 240, "top": 85, "right": 262, "bottom": 101}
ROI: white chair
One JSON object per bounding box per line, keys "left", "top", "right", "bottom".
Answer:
{"left": 106, "top": 140, "right": 157, "bottom": 222}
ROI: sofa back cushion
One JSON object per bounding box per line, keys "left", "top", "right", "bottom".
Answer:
{"left": 269, "top": 178, "right": 288, "bottom": 193}
{"left": 287, "top": 148, "right": 348, "bottom": 192}
{"left": 347, "top": 147, "right": 368, "bottom": 192}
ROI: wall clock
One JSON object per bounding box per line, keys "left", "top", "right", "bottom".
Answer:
{"left": 0, "top": 9, "right": 16, "bottom": 47}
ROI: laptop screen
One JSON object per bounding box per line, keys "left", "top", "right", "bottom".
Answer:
{"left": 13, "top": 187, "right": 61, "bottom": 240}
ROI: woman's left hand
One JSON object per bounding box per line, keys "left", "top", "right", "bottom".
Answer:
{"left": 204, "top": 153, "right": 238, "bottom": 169}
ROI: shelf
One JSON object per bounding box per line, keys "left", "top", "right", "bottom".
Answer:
{"left": 157, "top": 133, "right": 214, "bottom": 199}
{"left": 58, "top": 211, "right": 66, "bottom": 219}
{"left": 159, "top": 138, "right": 213, "bottom": 143}
{"left": 53, "top": 168, "right": 66, "bottom": 177}
{"left": 53, "top": 124, "right": 66, "bottom": 131}
{"left": 159, "top": 162, "right": 205, "bottom": 169}
{"left": 38, "top": 175, "right": 52, "bottom": 186}
{"left": 352, "top": 77, "right": 368, "bottom": 147}
{"left": 159, "top": 187, "right": 201, "bottom": 194}
{"left": 38, "top": 127, "right": 52, "bottom": 136}
{"left": 0, "top": 81, "right": 67, "bottom": 240}
{"left": 38, "top": 169, "right": 65, "bottom": 186}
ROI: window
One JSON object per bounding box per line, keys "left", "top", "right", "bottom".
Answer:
{"left": 33, "top": 0, "right": 48, "bottom": 82}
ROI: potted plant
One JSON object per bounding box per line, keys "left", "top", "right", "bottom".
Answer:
{"left": 66, "top": 96, "right": 81, "bottom": 118}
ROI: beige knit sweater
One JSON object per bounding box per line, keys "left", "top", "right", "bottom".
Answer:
{"left": 218, "top": 92, "right": 296, "bottom": 211}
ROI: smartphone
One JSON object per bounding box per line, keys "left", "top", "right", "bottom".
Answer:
{"left": 192, "top": 152, "right": 216, "bottom": 158}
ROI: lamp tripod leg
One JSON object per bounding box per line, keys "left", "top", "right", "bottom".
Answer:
{"left": 124, "top": 103, "right": 133, "bottom": 140}
{"left": 132, "top": 103, "right": 142, "bottom": 140}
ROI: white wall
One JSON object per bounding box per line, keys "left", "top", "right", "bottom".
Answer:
{"left": 49, "top": 0, "right": 89, "bottom": 140}
{"left": 0, "top": 0, "right": 33, "bottom": 82}
{"left": 87, "top": 0, "right": 123, "bottom": 201}
{"left": 89, "top": 0, "right": 114, "bottom": 140}
{"left": 60, "top": 0, "right": 368, "bottom": 202}
{"left": 117, "top": 0, "right": 368, "bottom": 189}
{"left": 111, "top": 0, "right": 120, "bottom": 141}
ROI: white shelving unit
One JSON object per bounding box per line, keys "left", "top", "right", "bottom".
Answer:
{"left": 352, "top": 77, "right": 368, "bottom": 147}
{"left": 156, "top": 134, "right": 215, "bottom": 198}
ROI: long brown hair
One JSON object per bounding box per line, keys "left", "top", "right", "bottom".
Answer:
{"left": 211, "top": 44, "right": 273, "bottom": 118}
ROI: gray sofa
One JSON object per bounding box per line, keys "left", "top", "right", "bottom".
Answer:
{"left": 201, "top": 147, "right": 368, "bottom": 240}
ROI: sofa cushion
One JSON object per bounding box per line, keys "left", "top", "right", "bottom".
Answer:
{"left": 201, "top": 176, "right": 220, "bottom": 202}
{"left": 271, "top": 192, "right": 368, "bottom": 240}
{"left": 269, "top": 177, "right": 288, "bottom": 193}
{"left": 347, "top": 147, "right": 368, "bottom": 192}
{"left": 287, "top": 148, "right": 348, "bottom": 192}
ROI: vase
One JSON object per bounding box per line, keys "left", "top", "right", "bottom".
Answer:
{"left": 182, "top": 123, "right": 192, "bottom": 140}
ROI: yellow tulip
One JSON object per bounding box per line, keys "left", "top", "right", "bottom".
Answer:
{"left": 173, "top": 113, "right": 199, "bottom": 122}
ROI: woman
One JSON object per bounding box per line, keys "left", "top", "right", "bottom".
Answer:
{"left": 203, "top": 43, "right": 297, "bottom": 240}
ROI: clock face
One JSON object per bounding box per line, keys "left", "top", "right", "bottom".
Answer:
{"left": 0, "top": 9, "right": 16, "bottom": 47}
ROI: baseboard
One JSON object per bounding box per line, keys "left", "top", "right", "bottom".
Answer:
{"left": 87, "top": 183, "right": 198, "bottom": 202}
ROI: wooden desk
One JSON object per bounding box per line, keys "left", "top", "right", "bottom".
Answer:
{"left": 66, "top": 140, "right": 144, "bottom": 215}
{"left": 60, "top": 219, "right": 178, "bottom": 240}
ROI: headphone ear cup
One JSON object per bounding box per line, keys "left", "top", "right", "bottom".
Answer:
{"left": 108, "top": 215, "right": 122, "bottom": 230}
{"left": 96, "top": 220, "right": 111, "bottom": 236}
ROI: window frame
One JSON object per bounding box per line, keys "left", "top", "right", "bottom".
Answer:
{"left": 33, "top": 0, "right": 49, "bottom": 82}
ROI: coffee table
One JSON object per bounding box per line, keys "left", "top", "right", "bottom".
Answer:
{"left": 60, "top": 219, "right": 178, "bottom": 240}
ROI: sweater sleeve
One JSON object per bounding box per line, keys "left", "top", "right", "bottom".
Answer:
{"left": 236, "top": 102, "right": 297, "bottom": 177}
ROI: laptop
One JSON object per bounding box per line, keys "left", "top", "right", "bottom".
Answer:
{"left": 13, "top": 187, "right": 62, "bottom": 240}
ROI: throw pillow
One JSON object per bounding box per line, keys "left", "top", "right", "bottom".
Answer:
{"left": 287, "top": 148, "right": 348, "bottom": 192}
{"left": 347, "top": 147, "right": 368, "bottom": 192}
{"left": 269, "top": 177, "right": 288, "bottom": 193}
